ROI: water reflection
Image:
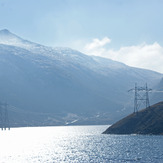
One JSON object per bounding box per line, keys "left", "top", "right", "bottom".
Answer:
{"left": 0, "top": 126, "right": 162, "bottom": 162}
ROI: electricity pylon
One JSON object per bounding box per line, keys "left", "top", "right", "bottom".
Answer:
{"left": 128, "top": 83, "right": 152, "bottom": 113}
{"left": 0, "top": 103, "right": 10, "bottom": 130}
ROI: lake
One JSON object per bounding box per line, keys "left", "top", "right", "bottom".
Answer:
{"left": 0, "top": 125, "right": 163, "bottom": 162}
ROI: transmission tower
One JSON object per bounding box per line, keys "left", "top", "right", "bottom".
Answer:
{"left": 128, "top": 83, "right": 152, "bottom": 113}
{"left": 0, "top": 103, "right": 10, "bottom": 130}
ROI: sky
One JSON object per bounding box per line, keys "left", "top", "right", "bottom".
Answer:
{"left": 0, "top": 0, "right": 163, "bottom": 73}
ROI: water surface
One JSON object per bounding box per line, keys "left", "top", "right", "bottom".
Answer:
{"left": 0, "top": 125, "right": 163, "bottom": 162}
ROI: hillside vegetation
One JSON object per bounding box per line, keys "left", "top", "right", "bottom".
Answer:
{"left": 103, "top": 101, "right": 163, "bottom": 135}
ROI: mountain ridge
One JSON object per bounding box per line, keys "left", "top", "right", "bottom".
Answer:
{"left": 0, "top": 29, "right": 163, "bottom": 126}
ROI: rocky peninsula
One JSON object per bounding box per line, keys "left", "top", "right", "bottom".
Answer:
{"left": 103, "top": 101, "right": 163, "bottom": 135}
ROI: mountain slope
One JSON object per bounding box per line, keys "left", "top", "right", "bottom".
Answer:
{"left": 0, "top": 29, "right": 162, "bottom": 126}
{"left": 151, "top": 78, "right": 163, "bottom": 104}
{"left": 103, "top": 101, "right": 163, "bottom": 135}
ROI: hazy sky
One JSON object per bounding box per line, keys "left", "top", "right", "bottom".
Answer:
{"left": 0, "top": 0, "right": 163, "bottom": 73}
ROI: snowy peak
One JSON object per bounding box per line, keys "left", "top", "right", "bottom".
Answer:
{"left": 0, "top": 29, "right": 85, "bottom": 60}
{"left": 0, "top": 29, "right": 38, "bottom": 49}
{"left": 0, "top": 29, "right": 22, "bottom": 43}
{"left": 0, "top": 29, "right": 13, "bottom": 35}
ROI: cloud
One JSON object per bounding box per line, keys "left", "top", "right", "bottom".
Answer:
{"left": 84, "top": 38, "right": 163, "bottom": 74}
{"left": 85, "top": 37, "right": 111, "bottom": 51}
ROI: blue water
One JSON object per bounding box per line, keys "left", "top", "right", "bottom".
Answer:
{"left": 0, "top": 125, "right": 163, "bottom": 162}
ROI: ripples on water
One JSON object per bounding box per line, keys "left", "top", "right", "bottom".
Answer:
{"left": 0, "top": 125, "right": 163, "bottom": 162}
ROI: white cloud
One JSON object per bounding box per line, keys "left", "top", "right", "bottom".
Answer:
{"left": 85, "top": 37, "right": 111, "bottom": 51}
{"left": 84, "top": 38, "right": 163, "bottom": 74}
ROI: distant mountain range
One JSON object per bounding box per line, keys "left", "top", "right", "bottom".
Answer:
{"left": 151, "top": 77, "right": 163, "bottom": 103}
{"left": 0, "top": 29, "right": 162, "bottom": 127}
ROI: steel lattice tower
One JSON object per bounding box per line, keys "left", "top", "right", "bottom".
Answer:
{"left": 0, "top": 103, "right": 10, "bottom": 130}
{"left": 128, "top": 83, "right": 152, "bottom": 113}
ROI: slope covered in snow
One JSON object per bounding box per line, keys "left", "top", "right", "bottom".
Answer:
{"left": 0, "top": 29, "right": 162, "bottom": 126}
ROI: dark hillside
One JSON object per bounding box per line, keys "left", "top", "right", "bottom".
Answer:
{"left": 103, "top": 101, "right": 163, "bottom": 135}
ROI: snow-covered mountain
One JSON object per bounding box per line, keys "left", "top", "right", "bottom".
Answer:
{"left": 151, "top": 78, "right": 163, "bottom": 104}
{"left": 0, "top": 29, "right": 162, "bottom": 126}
